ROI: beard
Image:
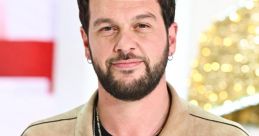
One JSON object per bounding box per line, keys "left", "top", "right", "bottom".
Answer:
{"left": 91, "top": 44, "right": 169, "bottom": 101}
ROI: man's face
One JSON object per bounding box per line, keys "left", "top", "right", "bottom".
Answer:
{"left": 83, "top": 0, "right": 176, "bottom": 101}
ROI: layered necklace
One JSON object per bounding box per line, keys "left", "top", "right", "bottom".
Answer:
{"left": 95, "top": 109, "right": 102, "bottom": 136}
{"left": 93, "top": 108, "right": 107, "bottom": 136}
{"left": 93, "top": 107, "right": 166, "bottom": 136}
{"left": 93, "top": 90, "right": 171, "bottom": 136}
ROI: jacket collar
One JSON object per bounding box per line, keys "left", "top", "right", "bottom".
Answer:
{"left": 75, "top": 91, "right": 97, "bottom": 136}
{"left": 159, "top": 84, "right": 190, "bottom": 135}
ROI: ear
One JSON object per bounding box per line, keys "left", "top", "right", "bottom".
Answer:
{"left": 167, "top": 23, "right": 178, "bottom": 56}
{"left": 80, "top": 27, "right": 91, "bottom": 60}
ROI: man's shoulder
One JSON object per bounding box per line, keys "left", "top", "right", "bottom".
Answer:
{"left": 21, "top": 105, "right": 84, "bottom": 136}
{"left": 187, "top": 103, "right": 249, "bottom": 136}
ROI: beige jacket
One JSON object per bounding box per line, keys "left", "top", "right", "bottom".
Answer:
{"left": 22, "top": 85, "right": 249, "bottom": 136}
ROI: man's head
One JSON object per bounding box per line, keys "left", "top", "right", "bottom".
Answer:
{"left": 78, "top": 0, "right": 177, "bottom": 101}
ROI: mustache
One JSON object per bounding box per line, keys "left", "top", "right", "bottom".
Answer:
{"left": 106, "top": 52, "right": 148, "bottom": 64}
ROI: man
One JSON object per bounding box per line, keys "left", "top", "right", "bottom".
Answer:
{"left": 22, "top": 0, "right": 249, "bottom": 136}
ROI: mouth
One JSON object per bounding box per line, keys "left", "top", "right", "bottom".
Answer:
{"left": 111, "top": 59, "right": 143, "bottom": 70}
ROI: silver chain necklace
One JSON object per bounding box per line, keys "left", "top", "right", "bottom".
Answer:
{"left": 93, "top": 108, "right": 102, "bottom": 136}
{"left": 96, "top": 109, "right": 103, "bottom": 136}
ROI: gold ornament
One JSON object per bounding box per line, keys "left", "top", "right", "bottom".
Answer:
{"left": 189, "top": 0, "right": 259, "bottom": 125}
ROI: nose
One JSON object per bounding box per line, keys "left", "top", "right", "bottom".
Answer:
{"left": 114, "top": 31, "right": 137, "bottom": 54}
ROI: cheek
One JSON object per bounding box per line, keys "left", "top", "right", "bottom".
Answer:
{"left": 139, "top": 35, "right": 167, "bottom": 60}
{"left": 90, "top": 35, "right": 116, "bottom": 53}
{"left": 89, "top": 44, "right": 111, "bottom": 69}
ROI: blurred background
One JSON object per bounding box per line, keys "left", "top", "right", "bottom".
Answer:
{"left": 0, "top": 0, "right": 258, "bottom": 135}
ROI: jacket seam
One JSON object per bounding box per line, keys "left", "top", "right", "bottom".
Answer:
{"left": 21, "top": 117, "right": 77, "bottom": 136}
{"left": 189, "top": 113, "right": 249, "bottom": 136}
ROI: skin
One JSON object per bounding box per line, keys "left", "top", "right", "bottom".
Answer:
{"left": 80, "top": 0, "right": 177, "bottom": 135}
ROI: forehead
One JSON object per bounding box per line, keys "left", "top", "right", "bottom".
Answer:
{"left": 89, "top": 0, "right": 162, "bottom": 23}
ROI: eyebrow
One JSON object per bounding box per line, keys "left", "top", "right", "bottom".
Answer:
{"left": 93, "top": 18, "right": 115, "bottom": 27}
{"left": 93, "top": 12, "right": 157, "bottom": 27}
{"left": 134, "top": 12, "right": 157, "bottom": 21}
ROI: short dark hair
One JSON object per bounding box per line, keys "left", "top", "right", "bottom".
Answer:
{"left": 77, "top": 0, "right": 175, "bottom": 34}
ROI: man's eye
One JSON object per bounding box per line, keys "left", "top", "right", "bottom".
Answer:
{"left": 135, "top": 23, "right": 152, "bottom": 32}
{"left": 99, "top": 26, "right": 118, "bottom": 36}
{"left": 137, "top": 24, "right": 150, "bottom": 29}
{"left": 100, "top": 26, "right": 113, "bottom": 31}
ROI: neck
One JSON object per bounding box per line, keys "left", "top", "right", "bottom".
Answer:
{"left": 97, "top": 77, "right": 170, "bottom": 136}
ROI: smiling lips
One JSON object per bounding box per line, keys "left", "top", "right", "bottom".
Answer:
{"left": 111, "top": 59, "right": 143, "bottom": 69}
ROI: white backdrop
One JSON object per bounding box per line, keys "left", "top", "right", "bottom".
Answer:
{"left": 2, "top": 0, "right": 258, "bottom": 136}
